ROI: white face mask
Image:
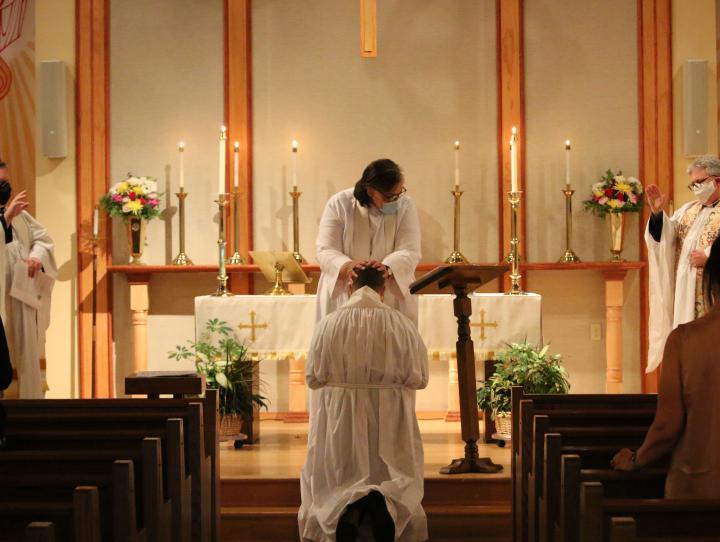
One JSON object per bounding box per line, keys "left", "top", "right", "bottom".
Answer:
{"left": 692, "top": 179, "right": 717, "bottom": 204}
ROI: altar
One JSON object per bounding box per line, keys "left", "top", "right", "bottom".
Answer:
{"left": 194, "top": 292, "right": 542, "bottom": 422}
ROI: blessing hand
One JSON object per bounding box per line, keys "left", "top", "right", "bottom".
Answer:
{"left": 4, "top": 190, "right": 29, "bottom": 224}
{"left": 339, "top": 260, "right": 369, "bottom": 282}
{"left": 365, "top": 260, "right": 391, "bottom": 279}
{"left": 646, "top": 184, "right": 667, "bottom": 215}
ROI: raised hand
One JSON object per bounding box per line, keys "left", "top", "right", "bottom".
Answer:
{"left": 4, "top": 190, "right": 29, "bottom": 224}
{"left": 645, "top": 184, "right": 667, "bottom": 215}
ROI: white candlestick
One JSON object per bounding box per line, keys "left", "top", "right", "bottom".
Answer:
{"left": 218, "top": 126, "right": 227, "bottom": 195}
{"left": 565, "top": 139, "right": 571, "bottom": 189}
{"left": 178, "top": 142, "right": 185, "bottom": 190}
{"left": 292, "top": 140, "right": 298, "bottom": 191}
{"left": 233, "top": 141, "right": 240, "bottom": 189}
{"left": 93, "top": 207, "right": 99, "bottom": 237}
{"left": 510, "top": 126, "right": 518, "bottom": 193}
{"left": 454, "top": 141, "right": 460, "bottom": 190}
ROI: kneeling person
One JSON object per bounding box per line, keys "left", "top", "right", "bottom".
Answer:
{"left": 299, "top": 266, "right": 429, "bottom": 542}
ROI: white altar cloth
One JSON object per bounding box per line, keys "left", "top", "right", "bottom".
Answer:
{"left": 194, "top": 293, "right": 543, "bottom": 358}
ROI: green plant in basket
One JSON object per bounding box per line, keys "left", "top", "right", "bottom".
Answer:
{"left": 477, "top": 342, "right": 569, "bottom": 418}
{"left": 168, "top": 318, "right": 268, "bottom": 419}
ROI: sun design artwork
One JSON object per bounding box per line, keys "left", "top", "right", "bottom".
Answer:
{"left": 0, "top": 0, "right": 29, "bottom": 100}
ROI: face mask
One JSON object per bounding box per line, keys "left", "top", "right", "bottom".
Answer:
{"left": 0, "top": 180, "right": 11, "bottom": 206}
{"left": 692, "top": 179, "right": 717, "bottom": 204}
{"left": 380, "top": 200, "right": 400, "bottom": 215}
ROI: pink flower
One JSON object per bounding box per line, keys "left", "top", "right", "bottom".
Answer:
{"left": 599, "top": 197, "right": 609, "bottom": 205}
{"left": 629, "top": 194, "right": 638, "bottom": 204}
{"left": 112, "top": 194, "right": 123, "bottom": 203}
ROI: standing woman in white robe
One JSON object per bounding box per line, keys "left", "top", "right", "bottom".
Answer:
{"left": 315, "top": 159, "right": 422, "bottom": 323}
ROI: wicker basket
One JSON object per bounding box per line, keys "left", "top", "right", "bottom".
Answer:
{"left": 219, "top": 414, "right": 244, "bottom": 441}
{"left": 494, "top": 413, "right": 512, "bottom": 438}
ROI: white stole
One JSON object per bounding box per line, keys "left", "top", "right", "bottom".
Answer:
{"left": 351, "top": 204, "right": 396, "bottom": 261}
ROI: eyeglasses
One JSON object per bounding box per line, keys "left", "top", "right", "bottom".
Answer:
{"left": 380, "top": 186, "right": 407, "bottom": 202}
{"left": 687, "top": 176, "right": 717, "bottom": 190}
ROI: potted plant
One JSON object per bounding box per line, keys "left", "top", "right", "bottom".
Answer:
{"left": 168, "top": 318, "right": 268, "bottom": 444}
{"left": 583, "top": 169, "right": 644, "bottom": 261}
{"left": 477, "top": 343, "right": 569, "bottom": 438}
{"left": 99, "top": 174, "right": 161, "bottom": 264}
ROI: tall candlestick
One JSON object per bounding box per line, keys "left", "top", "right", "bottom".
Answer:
{"left": 92, "top": 207, "right": 99, "bottom": 237}
{"left": 292, "top": 140, "right": 298, "bottom": 191}
{"left": 565, "top": 139, "right": 571, "bottom": 189}
{"left": 218, "top": 126, "right": 227, "bottom": 195}
{"left": 233, "top": 141, "right": 240, "bottom": 188}
{"left": 178, "top": 141, "right": 185, "bottom": 189}
{"left": 454, "top": 141, "right": 460, "bottom": 190}
{"left": 510, "top": 127, "right": 518, "bottom": 193}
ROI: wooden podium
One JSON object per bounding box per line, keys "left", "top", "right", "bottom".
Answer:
{"left": 411, "top": 264, "right": 508, "bottom": 474}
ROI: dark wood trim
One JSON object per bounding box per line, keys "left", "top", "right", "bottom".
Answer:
{"left": 76, "top": 0, "right": 113, "bottom": 398}
{"left": 226, "top": 0, "right": 254, "bottom": 294}
{"left": 496, "top": 0, "right": 526, "bottom": 292}
{"left": 638, "top": 0, "right": 672, "bottom": 393}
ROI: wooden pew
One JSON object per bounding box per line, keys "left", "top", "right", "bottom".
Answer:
{"left": 609, "top": 517, "right": 720, "bottom": 542}
{"left": 510, "top": 388, "right": 657, "bottom": 542}
{"left": 1, "top": 392, "right": 218, "bottom": 542}
{"left": 21, "top": 486, "right": 101, "bottom": 542}
{"left": 24, "top": 522, "right": 55, "bottom": 542}
{"left": 580, "top": 482, "right": 720, "bottom": 542}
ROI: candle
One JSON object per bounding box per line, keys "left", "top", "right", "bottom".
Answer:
{"left": 233, "top": 141, "right": 240, "bottom": 189}
{"left": 178, "top": 142, "right": 185, "bottom": 190}
{"left": 454, "top": 141, "right": 460, "bottom": 190}
{"left": 218, "top": 126, "right": 227, "bottom": 195}
{"left": 510, "top": 126, "right": 518, "bottom": 193}
{"left": 292, "top": 140, "right": 298, "bottom": 191}
{"left": 565, "top": 139, "right": 571, "bottom": 189}
{"left": 92, "top": 207, "right": 99, "bottom": 237}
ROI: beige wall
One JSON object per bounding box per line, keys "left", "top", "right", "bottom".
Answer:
{"left": 35, "top": 0, "right": 76, "bottom": 398}
{"left": 524, "top": 0, "right": 641, "bottom": 392}
{"left": 672, "top": 0, "right": 718, "bottom": 208}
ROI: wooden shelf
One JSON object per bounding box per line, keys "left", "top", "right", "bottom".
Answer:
{"left": 108, "top": 261, "right": 644, "bottom": 276}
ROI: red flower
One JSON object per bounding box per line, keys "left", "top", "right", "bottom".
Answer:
{"left": 140, "top": 197, "right": 147, "bottom": 205}
{"left": 617, "top": 193, "right": 625, "bottom": 202}
{"left": 604, "top": 188, "right": 613, "bottom": 197}
{"left": 129, "top": 192, "right": 136, "bottom": 201}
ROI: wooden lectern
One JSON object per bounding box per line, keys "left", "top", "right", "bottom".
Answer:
{"left": 410, "top": 264, "right": 509, "bottom": 474}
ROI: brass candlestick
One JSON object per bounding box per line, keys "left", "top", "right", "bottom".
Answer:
{"left": 267, "top": 263, "right": 292, "bottom": 296}
{"left": 228, "top": 189, "right": 244, "bottom": 264}
{"left": 213, "top": 193, "right": 233, "bottom": 297}
{"left": 445, "top": 189, "right": 469, "bottom": 264}
{"left": 505, "top": 191, "right": 525, "bottom": 295}
{"left": 290, "top": 190, "right": 305, "bottom": 265}
{"left": 172, "top": 189, "right": 193, "bottom": 265}
{"left": 558, "top": 188, "right": 581, "bottom": 263}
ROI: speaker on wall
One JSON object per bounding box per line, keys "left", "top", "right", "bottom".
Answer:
{"left": 39, "top": 60, "right": 68, "bottom": 159}
{"left": 683, "top": 59, "right": 708, "bottom": 157}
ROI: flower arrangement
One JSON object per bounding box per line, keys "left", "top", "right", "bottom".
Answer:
{"left": 168, "top": 318, "right": 268, "bottom": 419}
{"left": 100, "top": 175, "right": 161, "bottom": 222}
{"left": 583, "top": 169, "right": 644, "bottom": 216}
{"left": 477, "top": 342, "right": 569, "bottom": 418}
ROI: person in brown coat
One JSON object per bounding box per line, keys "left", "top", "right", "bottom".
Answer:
{"left": 612, "top": 236, "right": 720, "bottom": 498}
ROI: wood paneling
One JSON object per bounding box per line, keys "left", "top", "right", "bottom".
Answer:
{"left": 76, "top": 0, "right": 113, "bottom": 397}
{"left": 226, "top": 0, "right": 253, "bottom": 294}
{"left": 496, "top": 0, "right": 525, "bottom": 290}
{"left": 638, "top": 0, "right": 673, "bottom": 392}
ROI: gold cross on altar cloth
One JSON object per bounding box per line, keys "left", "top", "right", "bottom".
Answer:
{"left": 238, "top": 311, "right": 268, "bottom": 342}
{"left": 470, "top": 309, "right": 498, "bottom": 342}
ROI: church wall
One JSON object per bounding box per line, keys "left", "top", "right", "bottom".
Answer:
{"left": 109, "top": 0, "right": 225, "bottom": 394}
{"left": 251, "top": 0, "right": 497, "bottom": 412}
{"left": 672, "top": 0, "right": 718, "bottom": 208}
{"left": 35, "top": 0, "right": 77, "bottom": 398}
{"left": 524, "top": 0, "right": 642, "bottom": 392}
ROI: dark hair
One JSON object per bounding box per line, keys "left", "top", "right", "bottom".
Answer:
{"left": 704, "top": 236, "right": 720, "bottom": 308}
{"left": 352, "top": 266, "right": 385, "bottom": 292}
{"left": 353, "top": 159, "right": 403, "bottom": 207}
{"left": 0, "top": 181, "right": 10, "bottom": 206}
{"left": 0, "top": 161, "right": 6, "bottom": 169}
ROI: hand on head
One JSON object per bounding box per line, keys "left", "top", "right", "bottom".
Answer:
{"left": 4, "top": 190, "right": 28, "bottom": 224}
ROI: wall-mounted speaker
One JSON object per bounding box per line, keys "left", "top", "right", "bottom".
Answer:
{"left": 39, "top": 60, "right": 67, "bottom": 159}
{"left": 683, "top": 59, "right": 708, "bottom": 157}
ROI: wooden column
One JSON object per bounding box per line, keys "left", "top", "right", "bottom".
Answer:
{"left": 226, "top": 0, "right": 254, "bottom": 294}
{"left": 77, "top": 0, "right": 113, "bottom": 398}
{"left": 284, "top": 355, "right": 309, "bottom": 423}
{"left": 497, "top": 0, "right": 526, "bottom": 290}
{"left": 638, "top": 0, "right": 673, "bottom": 392}
{"left": 129, "top": 279, "right": 150, "bottom": 375}
{"left": 603, "top": 270, "right": 628, "bottom": 393}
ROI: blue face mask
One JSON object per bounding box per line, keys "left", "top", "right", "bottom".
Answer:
{"left": 380, "top": 201, "right": 400, "bottom": 215}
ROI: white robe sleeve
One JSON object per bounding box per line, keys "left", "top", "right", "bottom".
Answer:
{"left": 382, "top": 198, "right": 422, "bottom": 301}
{"left": 305, "top": 319, "right": 329, "bottom": 390}
{"left": 402, "top": 320, "right": 429, "bottom": 390}
{"left": 645, "top": 210, "right": 679, "bottom": 373}
{"left": 23, "top": 212, "right": 58, "bottom": 280}
{"left": 316, "top": 197, "right": 352, "bottom": 302}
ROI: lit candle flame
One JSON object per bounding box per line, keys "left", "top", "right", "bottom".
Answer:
{"left": 234, "top": 141, "right": 240, "bottom": 151}
{"left": 292, "top": 140, "right": 298, "bottom": 152}
{"left": 178, "top": 141, "right": 185, "bottom": 151}
{"left": 220, "top": 126, "right": 227, "bottom": 140}
{"left": 565, "top": 139, "right": 571, "bottom": 149}
{"left": 454, "top": 141, "right": 460, "bottom": 150}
